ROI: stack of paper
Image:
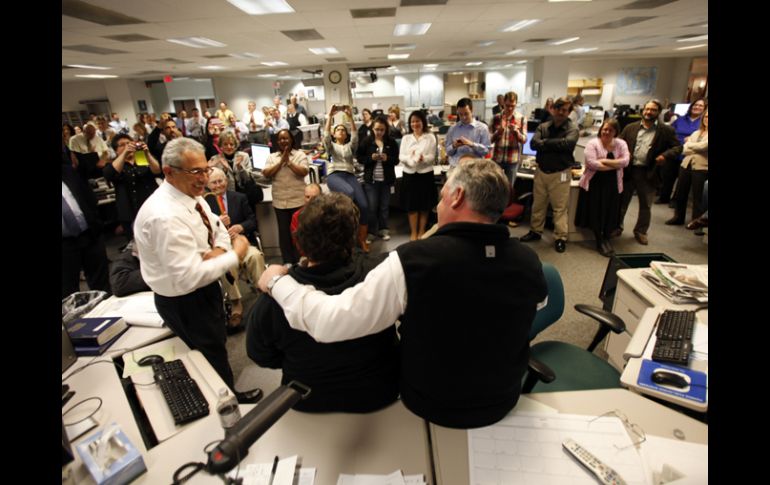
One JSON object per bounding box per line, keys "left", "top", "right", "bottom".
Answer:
{"left": 337, "top": 471, "right": 425, "bottom": 485}
{"left": 226, "top": 456, "right": 316, "bottom": 485}
{"left": 641, "top": 262, "right": 708, "bottom": 304}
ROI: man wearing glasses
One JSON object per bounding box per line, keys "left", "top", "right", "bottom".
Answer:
{"left": 133, "top": 138, "right": 262, "bottom": 403}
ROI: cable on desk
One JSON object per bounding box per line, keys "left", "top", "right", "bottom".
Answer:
{"left": 62, "top": 352, "right": 127, "bottom": 383}
{"left": 172, "top": 462, "right": 205, "bottom": 484}
{"left": 62, "top": 396, "right": 103, "bottom": 426}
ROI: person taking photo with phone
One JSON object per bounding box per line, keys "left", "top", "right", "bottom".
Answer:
{"left": 103, "top": 133, "right": 161, "bottom": 242}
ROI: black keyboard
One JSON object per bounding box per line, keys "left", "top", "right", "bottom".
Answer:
{"left": 152, "top": 359, "right": 210, "bottom": 425}
{"left": 652, "top": 310, "right": 695, "bottom": 366}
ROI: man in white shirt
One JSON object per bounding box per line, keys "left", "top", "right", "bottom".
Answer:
{"left": 273, "top": 95, "right": 287, "bottom": 118}
{"left": 109, "top": 112, "right": 129, "bottom": 134}
{"left": 69, "top": 123, "right": 110, "bottom": 179}
{"left": 186, "top": 108, "right": 205, "bottom": 141}
{"left": 257, "top": 159, "right": 547, "bottom": 428}
{"left": 133, "top": 137, "right": 261, "bottom": 402}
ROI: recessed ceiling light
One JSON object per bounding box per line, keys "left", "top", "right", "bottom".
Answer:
{"left": 502, "top": 64, "right": 513, "bottom": 67}
{"left": 548, "top": 0, "right": 592, "bottom": 2}
{"left": 451, "top": 71, "right": 464, "bottom": 75}
{"left": 257, "top": 74, "right": 277, "bottom": 78}
{"left": 676, "top": 44, "right": 707, "bottom": 51}
{"left": 424, "top": 64, "right": 438, "bottom": 67}
{"left": 388, "top": 54, "right": 410, "bottom": 59}
{"left": 308, "top": 47, "right": 340, "bottom": 55}
{"left": 167, "top": 37, "right": 226, "bottom": 48}
{"left": 261, "top": 61, "right": 289, "bottom": 66}
{"left": 199, "top": 65, "right": 225, "bottom": 70}
{"left": 393, "top": 43, "right": 417, "bottom": 51}
{"left": 226, "top": 0, "right": 294, "bottom": 15}
{"left": 393, "top": 23, "right": 431, "bottom": 36}
{"left": 515, "top": 60, "right": 527, "bottom": 64}
{"left": 387, "top": 66, "right": 398, "bottom": 70}
{"left": 466, "top": 61, "right": 483, "bottom": 66}
{"left": 676, "top": 34, "right": 708, "bottom": 42}
{"left": 505, "top": 49, "right": 524, "bottom": 55}
{"left": 477, "top": 41, "right": 495, "bottom": 47}
{"left": 499, "top": 20, "right": 540, "bottom": 33}
{"left": 551, "top": 37, "right": 580, "bottom": 45}
{"left": 75, "top": 74, "right": 119, "bottom": 79}
{"left": 564, "top": 47, "right": 598, "bottom": 53}
{"left": 66, "top": 64, "right": 111, "bottom": 70}
{"left": 229, "top": 52, "right": 261, "bottom": 59}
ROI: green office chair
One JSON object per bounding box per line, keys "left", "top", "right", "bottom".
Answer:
{"left": 522, "top": 262, "right": 626, "bottom": 393}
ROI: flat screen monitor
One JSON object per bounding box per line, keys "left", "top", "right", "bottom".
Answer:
{"left": 522, "top": 132, "right": 536, "bottom": 157}
{"left": 674, "top": 103, "right": 690, "bottom": 116}
{"left": 251, "top": 144, "right": 271, "bottom": 170}
{"left": 582, "top": 104, "right": 590, "bottom": 112}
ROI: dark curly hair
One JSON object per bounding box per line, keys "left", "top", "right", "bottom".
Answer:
{"left": 296, "top": 193, "right": 359, "bottom": 264}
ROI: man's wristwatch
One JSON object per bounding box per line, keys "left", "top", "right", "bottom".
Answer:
{"left": 266, "top": 274, "right": 285, "bottom": 295}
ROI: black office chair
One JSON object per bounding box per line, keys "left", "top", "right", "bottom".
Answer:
{"left": 522, "top": 262, "right": 626, "bottom": 393}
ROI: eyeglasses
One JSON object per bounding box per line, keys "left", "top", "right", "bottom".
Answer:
{"left": 170, "top": 166, "right": 213, "bottom": 176}
{"left": 589, "top": 409, "right": 646, "bottom": 450}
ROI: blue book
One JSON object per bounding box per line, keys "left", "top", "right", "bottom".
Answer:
{"left": 637, "top": 359, "right": 707, "bottom": 404}
{"left": 66, "top": 316, "right": 126, "bottom": 346}
{"left": 73, "top": 327, "right": 129, "bottom": 356}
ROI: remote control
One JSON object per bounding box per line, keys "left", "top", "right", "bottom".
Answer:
{"left": 562, "top": 438, "right": 627, "bottom": 485}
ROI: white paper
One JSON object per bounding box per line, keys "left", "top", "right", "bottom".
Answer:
{"left": 690, "top": 323, "right": 708, "bottom": 361}
{"left": 639, "top": 435, "right": 708, "bottom": 484}
{"left": 274, "top": 455, "right": 298, "bottom": 485}
{"left": 298, "top": 468, "right": 316, "bottom": 485}
{"left": 337, "top": 471, "right": 407, "bottom": 485}
{"left": 468, "top": 412, "right": 652, "bottom": 485}
{"left": 226, "top": 463, "right": 272, "bottom": 485}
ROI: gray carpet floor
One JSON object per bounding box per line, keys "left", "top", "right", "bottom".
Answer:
{"left": 103, "top": 194, "right": 708, "bottom": 396}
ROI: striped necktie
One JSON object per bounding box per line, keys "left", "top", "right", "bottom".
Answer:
{"left": 194, "top": 202, "right": 214, "bottom": 248}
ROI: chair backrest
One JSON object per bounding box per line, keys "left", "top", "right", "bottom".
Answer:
{"left": 438, "top": 125, "right": 450, "bottom": 134}
{"left": 528, "top": 262, "right": 565, "bottom": 340}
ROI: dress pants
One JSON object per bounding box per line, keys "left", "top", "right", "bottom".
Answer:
{"left": 674, "top": 166, "right": 707, "bottom": 221}
{"left": 154, "top": 282, "right": 234, "bottom": 388}
{"left": 657, "top": 157, "right": 680, "bottom": 202}
{"left": 619, "top": 165, "right": 656, "bottom": 235}
{"left": 499, "top": 162, "right": 520, "bottom": 193}
{"left": 530, "top": 169, "right": 571, "bottom": 241}
{"left": 274, "top": 207, "right": 301, "bottom": 264}
{"left": 62, "top": 230, "right": 111, "bottom": 299}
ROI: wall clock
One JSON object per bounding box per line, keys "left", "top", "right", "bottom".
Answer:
{"left": 328, "top": 70, "right": 342, "bottom": 84}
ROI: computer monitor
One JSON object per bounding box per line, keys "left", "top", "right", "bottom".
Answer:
{"left": 250, "top": 144, "right": 271, "bottom": 170}
{"left": 522, "top": 132, "right": 536, "bottom": 157}
{"left": 674, "top": 103, "right": 690, "bottom": 116}
{"left": 582, "top": 104, "right": 590, "bottom": 112}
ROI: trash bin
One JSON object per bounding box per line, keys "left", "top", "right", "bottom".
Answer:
{"left": 598, "top": 253, "right": 676, "bottom": 311}
{"left": 62, "top": 290, "right": 108, "bottom": 326}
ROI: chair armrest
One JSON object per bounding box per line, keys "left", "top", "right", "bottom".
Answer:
{"left": 522, "top": 356, "right": 556, "bottom": 393}
{"left": 574, "top": 304, "right": 626, "bottom": 352}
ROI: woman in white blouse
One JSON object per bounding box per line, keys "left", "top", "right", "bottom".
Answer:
{"left": 263, "top": 129, "right": 309, "bottom": 264}
{"left": 399, "top": 110, "right": 437, "bottom": 240}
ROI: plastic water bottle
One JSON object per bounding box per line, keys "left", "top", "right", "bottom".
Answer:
{"left": 216, "top": 388, "right": 241, "bottom": 432}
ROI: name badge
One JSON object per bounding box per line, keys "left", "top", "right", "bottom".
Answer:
{"left": 560, "top": 172, "right": 568, "bottom": 183}
{"left": 485, "top": 245, "right": 496, "bottom": 258}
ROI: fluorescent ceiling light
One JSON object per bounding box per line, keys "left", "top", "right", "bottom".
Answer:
{"left": 167, "top": 37, "right": 226, "bottom": 48}
{"left": 424, "top": 64, "right": 438, "bottom": 67}
{"left": 677, "top": 34, "right": 708, "bottom": 42}
{"left": 564, "top": 47, "right": 598, "bottom": 53}
{"left": 199, "top": 65, "right": 225, "bottom": 70}
{"left": 505, "top": 49, "right": 524, "bottom": 55}
{"left": 451, "top": 71, "right": 464, "bottom": 75}
{"left": 257, "top": 74, "right": 277, "bottom": 78}
{"left": 500, "top": 20, "right": 540, "bottom": 33}
{"left": 386, "top": 66, "right": 398, "bottom": 70}
{"left": 261, "top": 61, "right": 288, "bottom": 66}
{"left": 393, "top": 23, "right": 431, "bottom": 36}
{"left": 66, "top": 64, "right": 111, "bottom": 70}
{"left": 466, "top": 61, "right": 483, "bottom": 66}
{"left": 477, "top": 41, "right": 495, "bottom": 47}
{"left": 676, "top": 44, "right": 707, "bottom": 51}
{"left": 515, "top": 60, "right": 527, "bottom": 64}
{"left": 502, "top": 64, "right": 513, "bottom": 67}
{"left": 548, "top": 0, "right": 592, "bottom": 2}
{"left": 308, "top": 47, "right": 340, "bottom": 55}
{"left": 75, "top": 74, "right": 118, "bottom": 79}
{"left": 423, "top": 68, "right": 436, "bottom": 71}
{"left": 229, "top": 52, "right": 261, "bottom": 59}
{"left": 226, "top": 0, "right": 294, "bottom": 15}
{"left": 551, "top": 37, "right": 580, "bottom": 45}
{"left": 388, "top": 54, "right": 410, "bottom": 59}
{"left": 393, "top": 44, "right": 417, "bottom": 51}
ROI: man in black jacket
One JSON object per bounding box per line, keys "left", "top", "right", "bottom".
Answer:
{"left": 257, "top": 159, "right": 547, "bottom": 429}
{"left": 62, "top": 165, "right": 111, "bottom": 298}
{"left": 617, "top": 99, "right": 681, "bottom": 245}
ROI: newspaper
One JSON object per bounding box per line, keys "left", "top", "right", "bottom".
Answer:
{"left": 641, "top": 263, "right": 708, "bottom": 304}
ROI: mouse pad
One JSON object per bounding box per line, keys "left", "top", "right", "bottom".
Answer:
{"left": 638, "top": 359, "right": 707, "bottom": 403}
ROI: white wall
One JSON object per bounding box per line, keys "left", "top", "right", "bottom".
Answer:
{"left": 126, "top": 80, "right": 155, "bottom": 119}
{"left": 165, "top": 79, "right": 215, "bottom": 109}
{"left": 541, "top": 56, "right": 570, "bottom": 102}
{"left": 444, "top": 74, "right": 467, "bottom": 107}
{"left": 669, "top": 57, "right": 694, "bottom": 103}
{"left": 353, "top": 75, "right": 396, "bottom": 97}
{"left": 103, "top": 80, "right": 136, "bottom": 124}
{"left": 484, "top": 68, "right": 527, "bottom": 120}
{"left": 569, "top": 57, "right": 683, "bottom": 108}
{"left": 62, "top": 81, "right": 107, "bottom": 111}
{"left": 211, "top": 77, "right": 283, "bottom": 118}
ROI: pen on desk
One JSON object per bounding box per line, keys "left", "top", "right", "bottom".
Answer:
{"left": 268, "top": 455, "right": 278, "bottom": 485}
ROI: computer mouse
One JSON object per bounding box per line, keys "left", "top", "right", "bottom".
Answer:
{"left": 651, "top": 370, "right": 689, "bottom": 389}
{"left": 137, "top": 354, "right": 164, "bottom": 367}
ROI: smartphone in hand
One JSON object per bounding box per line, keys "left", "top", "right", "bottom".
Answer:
{"left": 134, "top": 149, "right": 149, "bottom": 166}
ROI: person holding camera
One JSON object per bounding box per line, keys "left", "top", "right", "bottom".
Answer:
{"left": 103, "top": 133, "right": 161, "bottom": 241}
{"left": 324, "top": 104, "right": 370, "bottom": 251}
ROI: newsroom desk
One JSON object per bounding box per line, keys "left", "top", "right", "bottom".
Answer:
{"left": 63, "top": 336, "right": 433, "bottom": 484}
{"left": 429, "top": 389, "right": 708, "bottom": 485}
{"left": 620, "top": 306, "right": 708, "bottom": 413}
